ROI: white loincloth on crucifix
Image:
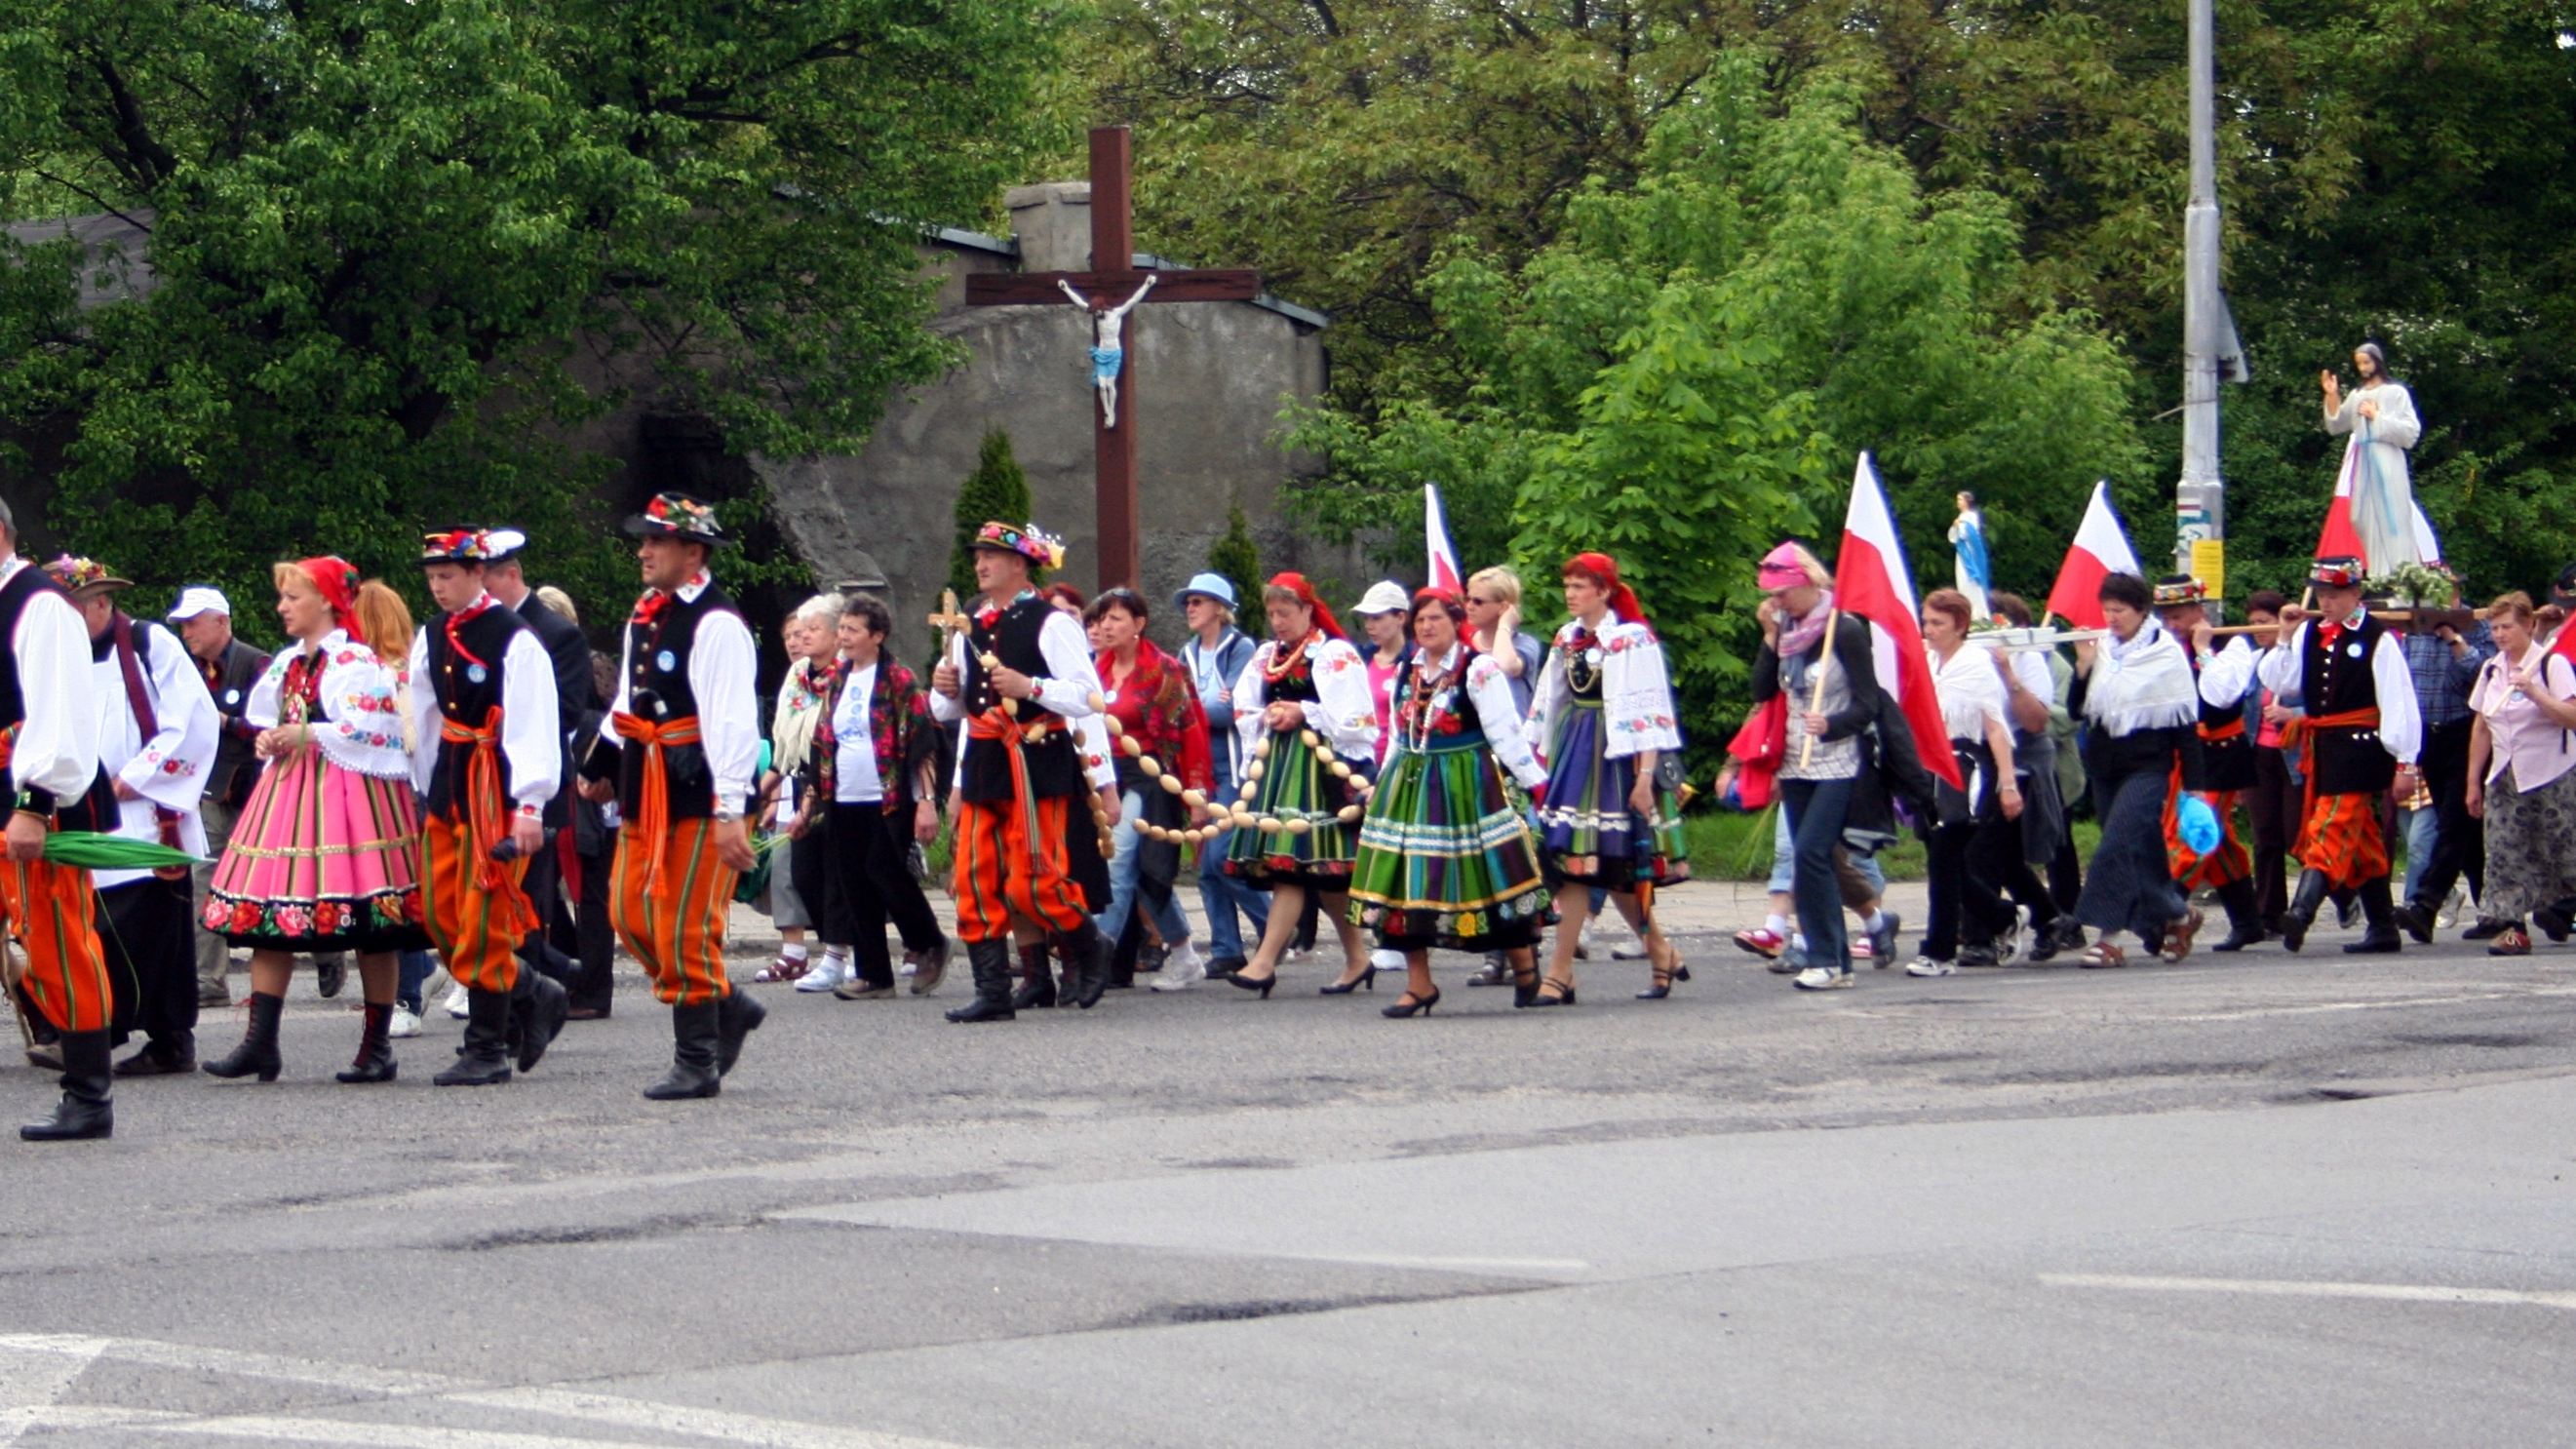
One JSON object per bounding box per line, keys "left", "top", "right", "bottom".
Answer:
{"left": 1061, "top": 274, "right": 1157, "bottom": 430}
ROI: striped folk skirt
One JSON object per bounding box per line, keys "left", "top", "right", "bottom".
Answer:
{"left": 1537, "top": 699, "right": 1688, "bottom": 889}
{"left": 1348, "top": 735, "right": 1550, "bottom": 951}
{"left": 203, "top": 747, "right": 428, "bottom": 953}
{"left": 1224, "top": 725, "right": 1360, "bottom": 890}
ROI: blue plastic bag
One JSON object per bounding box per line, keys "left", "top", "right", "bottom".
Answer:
{"left": 2176, "top": 792, "right": 2221, "bottom": 855}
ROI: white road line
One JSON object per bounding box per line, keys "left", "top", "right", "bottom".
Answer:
{"left": 0, "top": 1333, "right": 467, "bottom": 1395}
{"left": 144, "top": 1417, "right": 685, "bottom": 1448}
{"left": 456, "top": 1389, "right": 986, "bottom": 1449}
{"left": 2147, "top": 985, "right": 2576, "bottom": 1023}
{"left": 2041, "top": 1273, "right": 2576, "bottom": 1310}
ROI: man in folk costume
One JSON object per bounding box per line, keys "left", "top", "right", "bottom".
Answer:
{"left": 46, "top": 557, "right": 219, "bottom": 1078}
{"left": 927, "top": 521, "right": 1115, "bottom": 1022}
{"left": 0, "top": 502, "right": 119, "bottom": 1139}
{"left": 406, "top": 529, "right": 568, "bottom": 1087}
{"left": 2260, "top": 557, "right": 2424, "bottom": 953}
{"left": 575, "top": 493, "right": 763, "bottom": 1098}
{"left": 2155, "top": 575, "right": 2267, "bottom": 952}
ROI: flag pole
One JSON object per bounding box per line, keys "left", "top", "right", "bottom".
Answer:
{"left": 1797, "top": 608, "right": 1841, "bottom": 767}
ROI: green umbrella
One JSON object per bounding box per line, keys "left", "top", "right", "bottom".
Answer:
{"left": 39, "top": 832, "right": 206, "bottom": 872}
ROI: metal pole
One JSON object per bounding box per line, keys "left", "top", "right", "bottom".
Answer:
{"left": 2175, "top": 0, "right": 2224, "bottom": 586}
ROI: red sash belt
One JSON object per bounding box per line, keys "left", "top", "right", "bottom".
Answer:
{"left": 441, "top": 709, "right": 540, "bottom": 936}
{"left": 2198, "top": 717, "right": 2246, "bottom": 744}
{"left": 2282, "top": 706, "right": 2385, "bottom": 816}
{"left": 612, "top": 711, "right": 704, "bottom": 885}
{"left": 967, "top": 708, "right": 1065, "bottom": 869}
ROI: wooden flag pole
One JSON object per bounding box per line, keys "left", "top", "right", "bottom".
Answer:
{"left": 1796, "top": 608, "right": 1841, "bottom": 768}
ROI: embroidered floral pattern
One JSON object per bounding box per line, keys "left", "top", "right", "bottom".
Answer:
{"left": 202, "top": 888, "right": 416, "bottom": 941}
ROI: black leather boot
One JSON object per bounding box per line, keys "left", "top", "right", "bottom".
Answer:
{"left": 2210, "top": 878, "right": 2268, "bottom": 953}
{"left": 2345, "top": 876, "right": 2404, "bottom": 954}
{"left": 434, "top": 990, "right": 514, "bottom": 1085}
{"left": 946, "top": 940, "right": 1017, "bottom": 1023}
{"left": 1063, "top": 920, "right": 1112, "bottom": 1009}
{"left": 2281, "top": 870, "right": 2330, "bottom": 954}
{"left": 2392, "top": 894, "right": 2438, "bottom": 944}
{"left": 114, "top": 1031, "right": 196, "bottom": 1077}
{"left": 1009, "top": 942, "right": 1057, "bottom": 1009}
{"left": 21, "top": 1030, "right": 112, "bottom": 1140}
{"left": 643, "top": 1001, "right": 722, "bottom": 1099}
{"left": 714, "top": 986, "right": 764, "bottom": 1077}
{"left": 512, "top": 969, "right": 570, "bottom": 1074}
{"left": 335, "top": 1002, "right": 399, "bottom": 1083}
{"left": 203, "top": 991, "right": 285, "bottom": 1080}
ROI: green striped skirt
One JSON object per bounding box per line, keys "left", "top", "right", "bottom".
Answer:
{"left": 1223, "top": 725, "right": 1361, "bottom": 889}
{"left": 1347, "top": 733, "right": 1550, "bottom": 950}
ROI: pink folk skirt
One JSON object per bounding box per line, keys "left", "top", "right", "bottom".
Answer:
{"left": 203, "top": 748, "right": 430, "bottom": 952}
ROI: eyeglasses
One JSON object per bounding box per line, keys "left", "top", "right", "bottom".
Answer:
{"left": 1466, "top": 595, "right": 1500, "bottom": 607}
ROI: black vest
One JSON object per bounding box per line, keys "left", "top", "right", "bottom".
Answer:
{"left": 2300, "top": 616, "right": 2399, "bottom": 796}
{"left": 958, "top": 596, "right": 1083, "bottom": 803}
{"left": 0, "top": 565, "right": 112, "bottom": 826}
{"left": 617, "top": 583, "right": 744, "bottom": 821}
{"left": 424, "top": 603, "right": 535, "bottom": 820}
{"left": 2187, "top": 646, "right": 2258, "bottom": 793}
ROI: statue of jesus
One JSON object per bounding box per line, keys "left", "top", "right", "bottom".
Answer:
{"left": 1060, "top": 274, "right": 1158, "bottom": 430}
{"left": 2321, "top": 341, "right": 2424, "bottom": 576}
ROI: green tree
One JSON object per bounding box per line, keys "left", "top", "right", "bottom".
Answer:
{"left": 1206, "top": 501, "right": 1263, "bottom": 617}
{"left": 947, "top": 429, "right": 1035, "bottom": 601}
{"left": 1289, "top": 63, "right": 2144, "bottom": 757}
{"left": 0, "top": 0, "right": 1067, "bottom": 618}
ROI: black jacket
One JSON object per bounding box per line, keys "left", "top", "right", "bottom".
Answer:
{"left": 2067, "top": 667, "right": 2208, "bottom": 791}
{"left": 511, "top": 592, "right": 600, "bottom": 829}
{"left": 1753, "top": 617, "right": 1936, "bottom": 853}
{"left": 199, "top": 637, "right": 274, "bottom": 807}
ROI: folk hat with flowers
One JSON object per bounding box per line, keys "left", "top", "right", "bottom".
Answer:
{"left": 43, "top": 555, "right": 133, "bottom": 600}
{"left": 417, "top": 527, "right": 527, "bottom": 566}
{"left": 2151, "top": 574, "right": 2208, "bottom": 608}
{"left": 969, "top": 520, "right": 1066, "bottom": 570}
{"left": 622, "top": 492, "right": 731, "bottom": 548}
{"left": 2309, "top": 556, "right": 2366, "bottom": 590}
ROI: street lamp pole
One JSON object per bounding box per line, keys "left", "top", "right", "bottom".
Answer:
{"left": 2176, "top": 0, "right": 2245, "bottom": 594}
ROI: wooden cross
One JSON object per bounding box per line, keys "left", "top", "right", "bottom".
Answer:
{"left": 925, "top": 588, "right": 972, "bottom": 653}
{"left": 964, "top": 127, "right": 1264, "bottom": 591}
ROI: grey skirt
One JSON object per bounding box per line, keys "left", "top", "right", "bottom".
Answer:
{"left": 2479, "top": 764, "right": 2576, "bottom": 920}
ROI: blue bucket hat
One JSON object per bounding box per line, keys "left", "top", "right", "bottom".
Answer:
{"left": 1173, "top": 571, "right": 1239, "bottom": 610}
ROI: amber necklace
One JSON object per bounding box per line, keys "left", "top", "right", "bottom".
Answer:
{"left": 1263, "top": 630, "right": 1320, "bottom": 685}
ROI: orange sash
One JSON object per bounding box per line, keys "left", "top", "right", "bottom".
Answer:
{"left": 611, "top": 711, "right": 704, "bottom": 885}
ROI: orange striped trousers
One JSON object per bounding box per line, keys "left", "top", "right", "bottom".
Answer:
{"left": 952, "top": 797, "right": 1087, "bottom": 943}
{"left": 2164, "top": 782, "right": 2251, "bottom": 890}
{"left": 1, "top": 853, "right": 109, "bottom": 1033}
{"left": 419, "top": 814, "right": 529, "bottom": 994}
{"left": 2296, "top": 792, "right": 2389, "bottom": 890}
{"left": 609, "top": 817, "right": 737, "bottom": 1006}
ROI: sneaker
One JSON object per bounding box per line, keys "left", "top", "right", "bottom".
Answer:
{"left": 834, "top": 981, "right": 899, "bottom": 1000}
{"left": 795, "top": 956, "right": 849, "bottom": 993}
{"left": 2461, "top": 919, "right": 2506, "bottom": 942}
{"left": 1465, "top": 954, "right": 1513, "bottom": 987}
{"left": 1904, "top": 956, "right": 1956, "bottom": 977}
{"left": 1957, "top": 942, "right": 2000, "bottom": 968}
{"left": 2437, "top": 885, "right": 2466, "bottom": 930}
{"left": 898, "top": 953, "right": 919, "bottom": 978}
{"left": 1852, "top": 936, "right": 1875, "bottom": 961}
{"left": 1792, "top": 966, "right": 1854, "bottom": 990}
{"left": 387, "top": 1007, "right": 423, "bottom": 1039}
{"left": 1733, "top": 927, "right": 1787, "bottom": 959}
{"left": 1611, "top": 940, "right": 1649, "bottom": 960}
{"left": 1767, "top": 944, "right": 1807, "bottom": 975}
{"left": 2487, "top": 925, "right": 2531, "bottom": 957}
{"left": 1151, "top": 943, "right": 1207, "bottom": 991}
{"left": 1576, "top": 921, "right": 1595, "bottom": 960}
{"left": 1869, "top": 912, "right": 1902, "bottom": 965}
{"left": 442, "top": 983, "right": 472, "bottom": 1020}
{"left": 1994, "top": 913, "right": 2025, "bottom": 965}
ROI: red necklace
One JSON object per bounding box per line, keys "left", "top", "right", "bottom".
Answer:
{"left": 1263, "top": 630, "right": 1320, "bottom": 684}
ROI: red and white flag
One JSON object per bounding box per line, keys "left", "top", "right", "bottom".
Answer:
{"left": 2312, "top": 453, "right": 2367, "bottom": 564}
{"left": 1831, "top": 454, "right": 1962, "bottom": 788}
{"left": 1425, "top": 483, "right": 1464, "bottom": 593}
{"left": 2046, "top": 481, "right": 2142, "bottom": 630}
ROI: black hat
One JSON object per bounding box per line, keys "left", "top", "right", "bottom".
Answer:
{"left": 622, "top": 492, "right": 730, "bottom": 547}
{"left": 2310, "top": 557, "right": 2366, "bottom": 590}
{"left": 2553, "top": 561, "right": 2576, "bottom": 601}
{"left": 417, "top": 528, "right": 522, "bottom": 566}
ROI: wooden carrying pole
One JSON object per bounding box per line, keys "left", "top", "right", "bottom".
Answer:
{"left": 1796, "top": 608, "right": 1841, "bottom": 767}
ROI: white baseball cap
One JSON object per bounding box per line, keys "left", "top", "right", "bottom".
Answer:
{"left": 165, "top": 585, "right": 231, "bottom": 622}
{"left": 1354, "top": 580, "right": 1412, "bottom": 616}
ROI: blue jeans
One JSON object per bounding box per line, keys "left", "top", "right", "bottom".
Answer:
{"left": 2401, "top": 804, "right": 2439, "bottom": 902}
{"left": 1768, "top": 803, "right": 1883, "bottom": 899}
{"left": 1779, "top": 777, "right": 1857, "bottom": 973}
{"left": 1195, "top": 764, "right": 1270, "bottom": 958}
{"left": 397, "top": 949, "right": 435, "bottom": 1015}
{"left": 1101, "top": 789, "right": 1193, "bottom": 948}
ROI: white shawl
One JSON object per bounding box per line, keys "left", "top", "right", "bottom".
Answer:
{"left": 2084, "top": 618, "right": 2201, "bottom": 737}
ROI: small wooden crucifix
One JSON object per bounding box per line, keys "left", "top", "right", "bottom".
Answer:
{"left": 964, "top": 127, "right": 1263, "bottom": 591}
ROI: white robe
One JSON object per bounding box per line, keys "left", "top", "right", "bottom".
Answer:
{"left": 2325, "top": 381, "right": 2422, "bottom": 574}
{"left": 88, "top": 617, "right": 217, "bottom": 890}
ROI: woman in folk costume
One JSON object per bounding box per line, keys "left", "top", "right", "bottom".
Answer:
{"left": 202, "top": 557, "right": 429, "bottom": 1082}
{"left": 2321, "top": 342, "right": 2424, "bottom": 574}
{"left": 1221, "top": 573, "right": 1378, "bottom": 995}
{"left": 2064, "top": 572, "right": 2208, "bottom": 968}
{"left": 1347, "top": 588, "right": 1551, "bottom": 1016}
{"left": 1527, "top": 553, "right": 1688, "bottom": 1004}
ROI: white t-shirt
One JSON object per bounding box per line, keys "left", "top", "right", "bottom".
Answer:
{"left": 832, "top": 662, "right": 883, "bottom": 804}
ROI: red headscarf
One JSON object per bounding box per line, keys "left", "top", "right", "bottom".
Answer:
{"left": 295, "top": 555, "right": 366, "bottom": 638}
{"left": 1563, "top": 552, "right": 1648, "bottom": 627}
{"left": 1267, "top": 572, "right": 1347, "bottom": 640}
{"left": 1410, "top": 585, "right": 1467, "bottom": 624}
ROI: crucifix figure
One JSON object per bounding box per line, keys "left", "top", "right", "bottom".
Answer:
{"left": 1061, "top": 274, "right": 1156, "bottom": 430}
{"left": 965, "top": 128, "right": 1264, "bottom": 590}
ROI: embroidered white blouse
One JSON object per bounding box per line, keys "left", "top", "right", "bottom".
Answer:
{"left": 1377, "top": 646, "right": 1548, "bottom": 791}
{"left": 1527, "top": 617, "right": 1683, "bottom": 763}
{"left": 247, "top": 629, "right": 413, "bottom": 780}
{"left": 90, "top": 617, "right": 218, "bottom": 889}
{"left": 1229, "top": 635, "right": 1378, "bottom": 763}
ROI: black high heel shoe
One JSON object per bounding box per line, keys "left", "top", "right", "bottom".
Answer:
{"left": 1512, "top": 962, "right": 1541, "bottom": 1008}
{"left": 1319, "top": 966, "right": 1377, "bottom": 996}
{"left": 1225, "top": 969, "right": 1278, "bottom": 999}
{"left": 1381, "top": 987, "right": 1439, "bottom": 1018}
{"left": 1526, "top": 976, "right": 1578, "bottom": 1007}
{"left": 1636, "top": 942, "right": 1682, "bottom": 999}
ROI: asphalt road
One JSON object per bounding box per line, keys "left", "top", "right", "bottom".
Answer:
{"left": 0, "top": 890, "right": 2566, "bottom": 1448}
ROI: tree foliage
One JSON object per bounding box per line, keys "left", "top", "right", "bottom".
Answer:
{"left": 0, "top": 0, "right": 1066, "bottom": 617}
{"left": 1286, "top": 65, "right": 2143, "bottom": 755}
{"left": 1206, "top": 501, "right": 1263, "bottom": 617}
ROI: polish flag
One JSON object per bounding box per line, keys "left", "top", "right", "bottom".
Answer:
{"left": 1425, "top": 483, "right": 1464, "bottom": 593}
{"left": 2313, "top": 451, "right": 2367, "bottom": 563}
{"left": 1831, "top": 454, "right": 1962, "bottom": 789}
{"left": 2046, "top": 481, "right": 2142, "bottom": 630}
